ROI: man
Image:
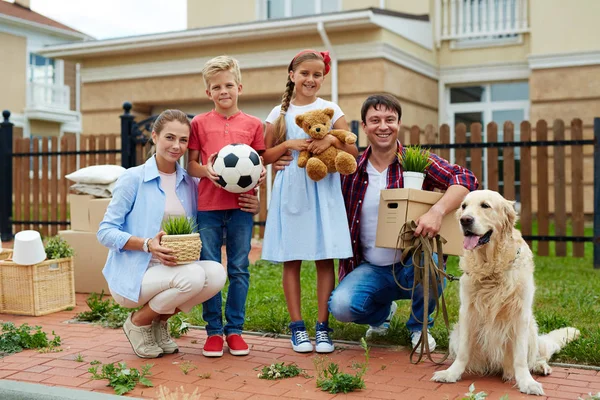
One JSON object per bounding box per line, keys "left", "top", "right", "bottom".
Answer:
{"left": 330, "top": 94, "right": 477, "bottom": 352}
{"left": 275, "top": 94, "right": 478, "bottom": 352}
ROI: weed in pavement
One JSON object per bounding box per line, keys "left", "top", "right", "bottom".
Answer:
{"left": 88, "top": 362, "right": 153, "bottom": 396}
{"left": 0, "top": 322, "right": 61, "bottom": 355}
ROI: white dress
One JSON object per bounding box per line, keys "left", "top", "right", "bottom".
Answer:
{"left": 261, "top": 98, "right": 353, "bottom": 263}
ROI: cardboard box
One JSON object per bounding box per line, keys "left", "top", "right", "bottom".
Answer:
{"left": 69, "top": 194, "right": 111, "bottom": 233}
{"left": 375, "top": 189, "right": 463, "bottom": 256}
{"left": 58, "top": 230, "right": 110, "bottom": 294}
{"left": 69, "top": 194, "right": 93, "bottom": 231}
{"left": 89, "top": 198, "right": 111, "bottom": 233}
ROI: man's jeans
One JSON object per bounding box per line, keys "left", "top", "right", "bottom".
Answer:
{"left": 328, "top": 254, "right": 443, "bottom": 332}
{"left": 197, "top": 209, "right": 252, "bottom": 336}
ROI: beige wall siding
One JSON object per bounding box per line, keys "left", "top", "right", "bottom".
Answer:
{"left": 29, "top": 120, "right": 61, "bottom": 137}
{"left": 381, "top": 29, "right": 437, "bottom": 65}
{"left": 64, "top": 61, "right": 77, "bottom": 111}
{"left": 81, "top": 58, "right": 437, "bottom": 146}
{"left": 438, "top": 35, "right": 530, "bottom": 67}
{"left": 1, "top": 32, "right": 27, "bottom": 113}
{"left": 530, "top": 65, "right": 600, "bottom": 129}
{"left": 386, "top": 0, "right": 432, "bottom": 15}
{"left": 342, "top": 0, "right": 378, "bottom": 11}
{"left": 530, "top": 0, "right": 600, "bottom": 55}
{"left": 187, "top": 0, "right": 257, "bottom": 29}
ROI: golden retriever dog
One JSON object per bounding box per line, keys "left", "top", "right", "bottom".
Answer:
{"left": 432, "top": 190, "right": 580, "bottom": 395}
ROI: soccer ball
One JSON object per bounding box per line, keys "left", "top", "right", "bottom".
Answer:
{"left": 212, "top": 144, "right": 262, "bottom": 193}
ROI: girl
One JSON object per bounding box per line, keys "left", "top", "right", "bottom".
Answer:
{"left": 98, "top": 109, "right": 227, "bottom": 359}
{"left": 261, "top": 50, "right": 358, "bottom": 353}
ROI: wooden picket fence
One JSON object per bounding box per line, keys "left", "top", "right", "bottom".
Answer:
{"left": 10, "top": 118, "right": 592, "bottom": 258}
{"left": 11, "top": 134, "right": 120, "bottom": 237}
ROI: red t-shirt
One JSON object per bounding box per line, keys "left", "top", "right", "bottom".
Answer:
{"left": 189, "top": 110, "right": 265, "bottom": 211}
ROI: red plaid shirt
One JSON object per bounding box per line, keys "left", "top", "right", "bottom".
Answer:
{"left": 339, "top": 142, "right": 479, "bottom": 281}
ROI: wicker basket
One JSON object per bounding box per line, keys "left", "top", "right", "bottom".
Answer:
{"left": 0, "top": 257, "right": 76, "bottom": 316}
{"left": 160, "top": 233, "right": 202, "bottom": 265}
{"left": 0, "top": 248, "right": 13, "bottom": 261}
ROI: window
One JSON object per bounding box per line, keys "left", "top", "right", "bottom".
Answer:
{"left": 447, "top": 82, "right": 529, "bottom": 201}
{"left": 265, "top": 0, "right": 340, "bottom": 19}
{"left": 28, "top": 53, "right": 55, "bottom": 85}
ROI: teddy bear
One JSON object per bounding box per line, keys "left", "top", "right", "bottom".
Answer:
{"left": 295, "top": 108, "right": 358, "bottom": 182}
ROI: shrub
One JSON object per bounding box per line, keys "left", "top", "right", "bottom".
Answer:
{"left": 45, "top": 236, "right": 74, "bottom": 259}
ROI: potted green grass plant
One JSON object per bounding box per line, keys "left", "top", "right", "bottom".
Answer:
{"left": 398, "top": 145, "right": 432, "bottom": 190}
{"left": 160, "top": 216, "right": 202, "bottom": 265}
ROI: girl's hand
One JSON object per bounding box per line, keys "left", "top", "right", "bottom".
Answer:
{"left": 149, "top": 231, "right": 177, "bottom": 266}
{"left": 274, "top": 150, "right": 293, "bottom": 172}
{"left": 285, "top": 139, "right": 310, "bottom": 152}
{"left": 307, "top": 135, "right": 335, "bottom": 155}
{"left": 205, "top": 152, "right": 221, "bottom": 187}
{"left": 238, "top": 187, "right": 260, "bottom": 214}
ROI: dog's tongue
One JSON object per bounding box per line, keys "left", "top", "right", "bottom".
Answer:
{"left": 463, "top": 235, "right": 481, "bottom": 250}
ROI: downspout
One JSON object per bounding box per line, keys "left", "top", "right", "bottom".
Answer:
{"left": 379, "top": 0, "right": 385, "bottom": 9}
{"left": 317, "top": 21, "right": 338, "bottom": 105}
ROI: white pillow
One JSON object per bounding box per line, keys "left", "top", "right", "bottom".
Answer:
{"left": 65, "top": 165, "right": 126, "bottom": 185}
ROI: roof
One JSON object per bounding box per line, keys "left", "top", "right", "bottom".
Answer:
{"left": 0, "top": 0, "right": 88, "bottom": 37}
{"left": 38, "top": 8, "right": 432, "bottom": 58}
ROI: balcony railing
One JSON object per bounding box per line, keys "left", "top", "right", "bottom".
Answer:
{"left": 437, "top": 0, "right": 529, "bottom": 44}
{"left": 27, "top": 82, "right": 70, "bottom": 111}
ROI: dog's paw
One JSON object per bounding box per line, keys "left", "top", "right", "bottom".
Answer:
{"left": 518, "top": 378, "right": 545, "bottom": 396}
{"left": 432, "top": 369, "right": 461, "bottom": 383}
{"left": 532, "top": 361, "right": 552, "bottom": 376}
{"left": 501, "top": 371, "right": 514, "bottom": 382}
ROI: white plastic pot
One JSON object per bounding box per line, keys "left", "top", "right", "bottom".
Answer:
{"left": 12, "top": 230, "right": 47, "bottom": 266}
{"left": 403, "top": 171, "right": 425, "bottom": 190}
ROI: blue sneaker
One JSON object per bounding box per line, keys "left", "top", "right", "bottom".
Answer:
{"left": 289, "top": 320, "right": 313, "bottom": 353}
{"left": 315, "top": 321, "right": 334, "bottom": 353}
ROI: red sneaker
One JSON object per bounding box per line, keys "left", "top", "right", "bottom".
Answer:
{"left": 226, "top": 334, "right": 250, "bottom": 356}
{"left": 202, "top": 335, "right": 224, "bottom": 357}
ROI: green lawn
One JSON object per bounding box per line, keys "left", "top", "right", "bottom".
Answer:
{"left": 183, "top": 224, "right": 599, "bottom": 365}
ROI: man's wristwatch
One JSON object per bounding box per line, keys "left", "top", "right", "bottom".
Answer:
{"left": 142, "top": 238, "right": 151, "bottom": 253}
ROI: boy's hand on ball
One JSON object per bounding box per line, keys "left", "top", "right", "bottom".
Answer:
{"left": 150, "top": 231, "right": 177, "bottom": 266}
{"left": 205, "top": 152, "right": 221, "bottom": 187}
{"left": 238, "top": 188, "right": 260, "bottom": 214}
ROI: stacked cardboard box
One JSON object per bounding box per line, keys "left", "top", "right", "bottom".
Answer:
{"left": 59, "top": 194, "right": 112, "bottom": 294}
{"left": 376, "top": 188, "right": 463, "bottom": 256}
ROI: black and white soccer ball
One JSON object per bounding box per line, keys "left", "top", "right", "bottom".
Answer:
{"left": 213, "top": 144, "right": 262, "bottom": 193}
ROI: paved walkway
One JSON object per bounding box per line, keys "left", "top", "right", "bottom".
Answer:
{"left": 1, "top": 243, "right": 599, "bottom": 399}
{"left": 0, "top": 295, "right": 598, "bottom": 400}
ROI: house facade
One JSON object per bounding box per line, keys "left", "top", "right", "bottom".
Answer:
{"left": 0, "top": 0, "right": 90, "bottom": 139}
{"left": 38, "top": 0, "right": 598, "bottom": 212}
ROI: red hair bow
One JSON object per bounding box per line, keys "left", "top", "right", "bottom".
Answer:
{"left": 320, "top": 51, "right": 331, "bottom": 75}
{"left": 289, "top": 49, "right": 332, "bottom": 75}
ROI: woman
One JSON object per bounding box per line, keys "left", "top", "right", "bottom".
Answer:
{"left": 98, "top": 109, "right": 241, "bottom": 358}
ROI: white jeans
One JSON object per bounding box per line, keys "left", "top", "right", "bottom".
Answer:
{"left": 110, "top": 260, "right": 226, "bottom": 314}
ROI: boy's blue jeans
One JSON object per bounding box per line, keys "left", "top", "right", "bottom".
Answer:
{"left": 328, "top": 254, "right": 443, "bottom": 332}
{"left": 197, "top": 209, "right": 252, "bottom": 336}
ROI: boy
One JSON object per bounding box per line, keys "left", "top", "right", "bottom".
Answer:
{"left": 187, "top": 55, "right": 265, "bottom": 357}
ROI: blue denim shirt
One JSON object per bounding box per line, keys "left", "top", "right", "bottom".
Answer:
{"left": 98, "top": 156, "right": 198, "bottom": 302}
